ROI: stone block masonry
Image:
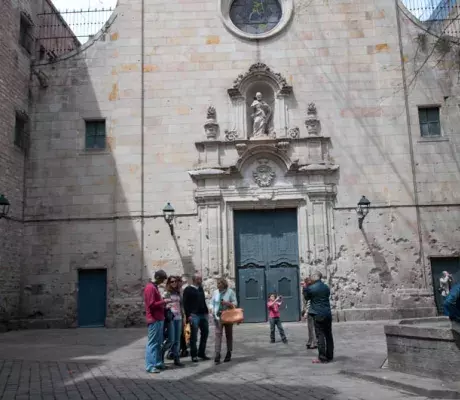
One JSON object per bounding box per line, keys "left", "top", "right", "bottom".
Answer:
{"left": 2, "top": 0, "right": 460, "bottom": 327}
{"left": 385, "top": 317, "right": 460, "bottom": 382}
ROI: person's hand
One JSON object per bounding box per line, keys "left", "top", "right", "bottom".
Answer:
{"left": 164, "top": 298, "right": 172, "bottom": 304}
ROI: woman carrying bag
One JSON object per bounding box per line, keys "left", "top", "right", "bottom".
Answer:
{"left": 211, "top": 278, "right": 239, "bottom": 364}
{"left": 162, "top": 276, "right": 184, "bottom": 367}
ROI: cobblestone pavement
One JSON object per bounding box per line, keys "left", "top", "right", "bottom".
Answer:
{"left": 0, "top": 321, "right": 439, "bottom": 400}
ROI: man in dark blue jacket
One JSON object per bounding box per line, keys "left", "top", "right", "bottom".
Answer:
{"left": 303, "top": 271, "right": 334, "bottom": 363}
{"left": 444, "top": 282, "right": 460, "bottom": 324}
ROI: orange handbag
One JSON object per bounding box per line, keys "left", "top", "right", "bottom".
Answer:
{"left": 221, "top": 307, "right": 244, "bottom": 324}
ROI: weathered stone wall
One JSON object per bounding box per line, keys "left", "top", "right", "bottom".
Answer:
{"left": 20, "top": 0, "right": 460, "bottom": 324}
{"left": 398, "top": 7, "right": 460, "bottom": 299}
{"left": 0, "top": 0, "right": 39, "bottom": 324}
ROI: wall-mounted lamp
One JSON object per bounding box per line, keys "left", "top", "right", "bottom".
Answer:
{"left": 162, "top": 202, "right": 175, "bottom": 235}
{"left": 0, "top": 194, "right": 10, "bottom": 219}
{"left": 357, "top": 195, "right": 370, "bottom": 230}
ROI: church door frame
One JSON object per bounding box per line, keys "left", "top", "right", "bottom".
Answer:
{"left": 227, "top": 199, "right": 306, "bottom": 322}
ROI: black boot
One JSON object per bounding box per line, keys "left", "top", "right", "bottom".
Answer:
{"left": 214, "top": 353, "right": 221, "bottom": 365}
{"left": 174, "top": 358, "right": 184, "bottom": 367}
{"left": 224, "top": 351, "right": 232, "bottom": 362}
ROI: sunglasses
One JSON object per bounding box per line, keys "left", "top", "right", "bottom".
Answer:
{"left": 170, "top": 280, "right": 177, "bottom": 283}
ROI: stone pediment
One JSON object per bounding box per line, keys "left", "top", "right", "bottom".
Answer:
{"left": 228, "top": 63, "right": 292, "bottom": 99}
{"left": 189, "top": 137, "right": 339, "bottom": 182}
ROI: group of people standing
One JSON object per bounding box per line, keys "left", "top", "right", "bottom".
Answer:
{"left": 144, "top": 268, "right": 335, "bottom": 373}
{"left": 144, "top": 270, "right": 237, "bottom": 373}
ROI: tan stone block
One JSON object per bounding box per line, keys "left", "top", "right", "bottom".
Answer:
{"left": 176, "top": 106, "right": 191, "bottom": 115}
{"left": 109, "top": 83, "right": 119, "bottom": 101}
{"left": 206, "top": 35, "right": 220, "bottom": 45}
{"left": 349, "top": 30, "right": 365, "bottom": 39}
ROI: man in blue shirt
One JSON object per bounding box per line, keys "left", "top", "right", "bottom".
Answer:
{"left": 444, "top": 282, "right": 460, "bottom": 324}
{"left": 303, "top": 271, "right": 334, "bottom": 363}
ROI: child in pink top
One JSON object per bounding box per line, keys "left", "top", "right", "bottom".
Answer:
{"left": 267, "top": 293, "right": 288, "bottom": 344}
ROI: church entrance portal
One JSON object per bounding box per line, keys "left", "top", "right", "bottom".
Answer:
{"left": 234, "top": 209, "right": 301, "bottom": 322}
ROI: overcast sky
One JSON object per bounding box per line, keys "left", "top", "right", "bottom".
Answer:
{"left": 51, "top": 0, "right": 117, "bottom": 43}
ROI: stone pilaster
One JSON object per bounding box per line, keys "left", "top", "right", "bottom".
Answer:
{"left": 198, "top": 199, "right": 223, "bottom": 277}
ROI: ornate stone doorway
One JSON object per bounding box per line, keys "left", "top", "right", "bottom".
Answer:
{"left": 189, "top": 63, "right": 339, "bottom": 313}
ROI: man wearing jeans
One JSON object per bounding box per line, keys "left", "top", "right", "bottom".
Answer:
{"left": 183, "top": 275, "right": 210, "bottom": 362}
{"left": 144, "top": 270, "right": 171, "bottom": 373}
{"left": 303, "top": 271, "right": 334, "bottom": 364}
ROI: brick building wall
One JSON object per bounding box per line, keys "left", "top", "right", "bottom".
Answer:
{"left": 0, "top": 0, "right": 79, "bottom": 326}
{"left": 0, "top": 0, "right": 36, "bottom": 323}
{"left": 4, "top": 0, "right": 459, "bottom": 326}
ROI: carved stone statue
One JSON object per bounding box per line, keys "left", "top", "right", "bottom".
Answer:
{"left": 439, "top": 271, "right": 453, "bottom": 297}
{"left": 250, "top": 92, "right": 272, "bottom": 138}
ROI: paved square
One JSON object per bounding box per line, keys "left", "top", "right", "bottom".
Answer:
{"left": 0, "top": 321, "right": 439, "bottom": 399}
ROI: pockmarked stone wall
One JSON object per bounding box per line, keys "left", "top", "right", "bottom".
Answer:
{"left": 19, "top": 0, "right": 460, "bottom": 325}
{"left": 397, "top": 5, "right": 460, "bottom": 310}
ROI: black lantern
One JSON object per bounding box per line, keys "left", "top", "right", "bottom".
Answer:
{"left": 0, "top": 194, "right": 10, "bottom": 219}
{"left": 357, "top": 196, "right": 370, "bottom": 229}
{"left": 162, "top": 202, "right": 175, "bottom": 235}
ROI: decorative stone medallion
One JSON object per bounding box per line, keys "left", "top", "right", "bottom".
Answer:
{"left": 252, "top": 159, "right": 276, "bottom": 187}
{"left": 225, "top": 129, "right": 238, "bottom": 141}
{"left": 287, "top": 126, "right": 300, "bottom": 138}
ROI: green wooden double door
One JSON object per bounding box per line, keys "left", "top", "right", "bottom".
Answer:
{"left": 234, "top": 209, "right": 300, "bottom": 322}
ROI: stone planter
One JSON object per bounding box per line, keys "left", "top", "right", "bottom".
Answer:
{"left": 384, "top": 317, "right": 460, "bottom": 382}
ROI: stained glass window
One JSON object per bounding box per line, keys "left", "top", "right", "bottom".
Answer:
{"left": 229, "top": 0, "right": 282, "bottom": 35}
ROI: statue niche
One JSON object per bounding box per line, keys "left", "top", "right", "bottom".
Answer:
{"left": 249, "top": 87, "right": 274, "bottom": 139}
{"left": 227, "top": 63, "right": 292, "bottom": 140}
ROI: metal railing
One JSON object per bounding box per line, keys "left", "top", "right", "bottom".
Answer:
{"left": 36, "top": 8, "right": 114, "bottom": 61}
{"left": 401, "top": 0, "right": 460, "bottom": 38}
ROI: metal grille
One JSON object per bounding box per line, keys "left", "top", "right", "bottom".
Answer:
{"left": 36, "top": 8, "right": 114, "bottom": 61}
{"left": 401, "top": 0, "right": 460, "bottom": 39}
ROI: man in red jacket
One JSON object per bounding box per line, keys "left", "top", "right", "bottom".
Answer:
{"left": 144, "top": 270, "right": 171, "bottom": 373}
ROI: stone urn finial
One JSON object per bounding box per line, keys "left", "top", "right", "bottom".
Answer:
{"left": 207, "top": 105, "right": 216, "bottom": 120}
{"left": 204, "top": 105, "right": 219, "bottom": 139}
{"left": 305, "top": 102, "right": 321, "bottom": 135}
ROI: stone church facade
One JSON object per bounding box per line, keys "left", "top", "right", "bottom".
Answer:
{"left": 1, "top": 0, "right": 460, "bottom": 327}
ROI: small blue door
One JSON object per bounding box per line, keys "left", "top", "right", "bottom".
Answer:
{"left": 430, "top": 257, "right": 460, "bottom": 314}
{"left": 234, "top": 209, "right": 300, "bottom": 322}
{"left": 78, "top": 269, "right": 107, "bottom": 327}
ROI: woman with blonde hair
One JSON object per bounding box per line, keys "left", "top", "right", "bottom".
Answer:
{"left": 211, "top": 278, "right": 237, "bottom": 364}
